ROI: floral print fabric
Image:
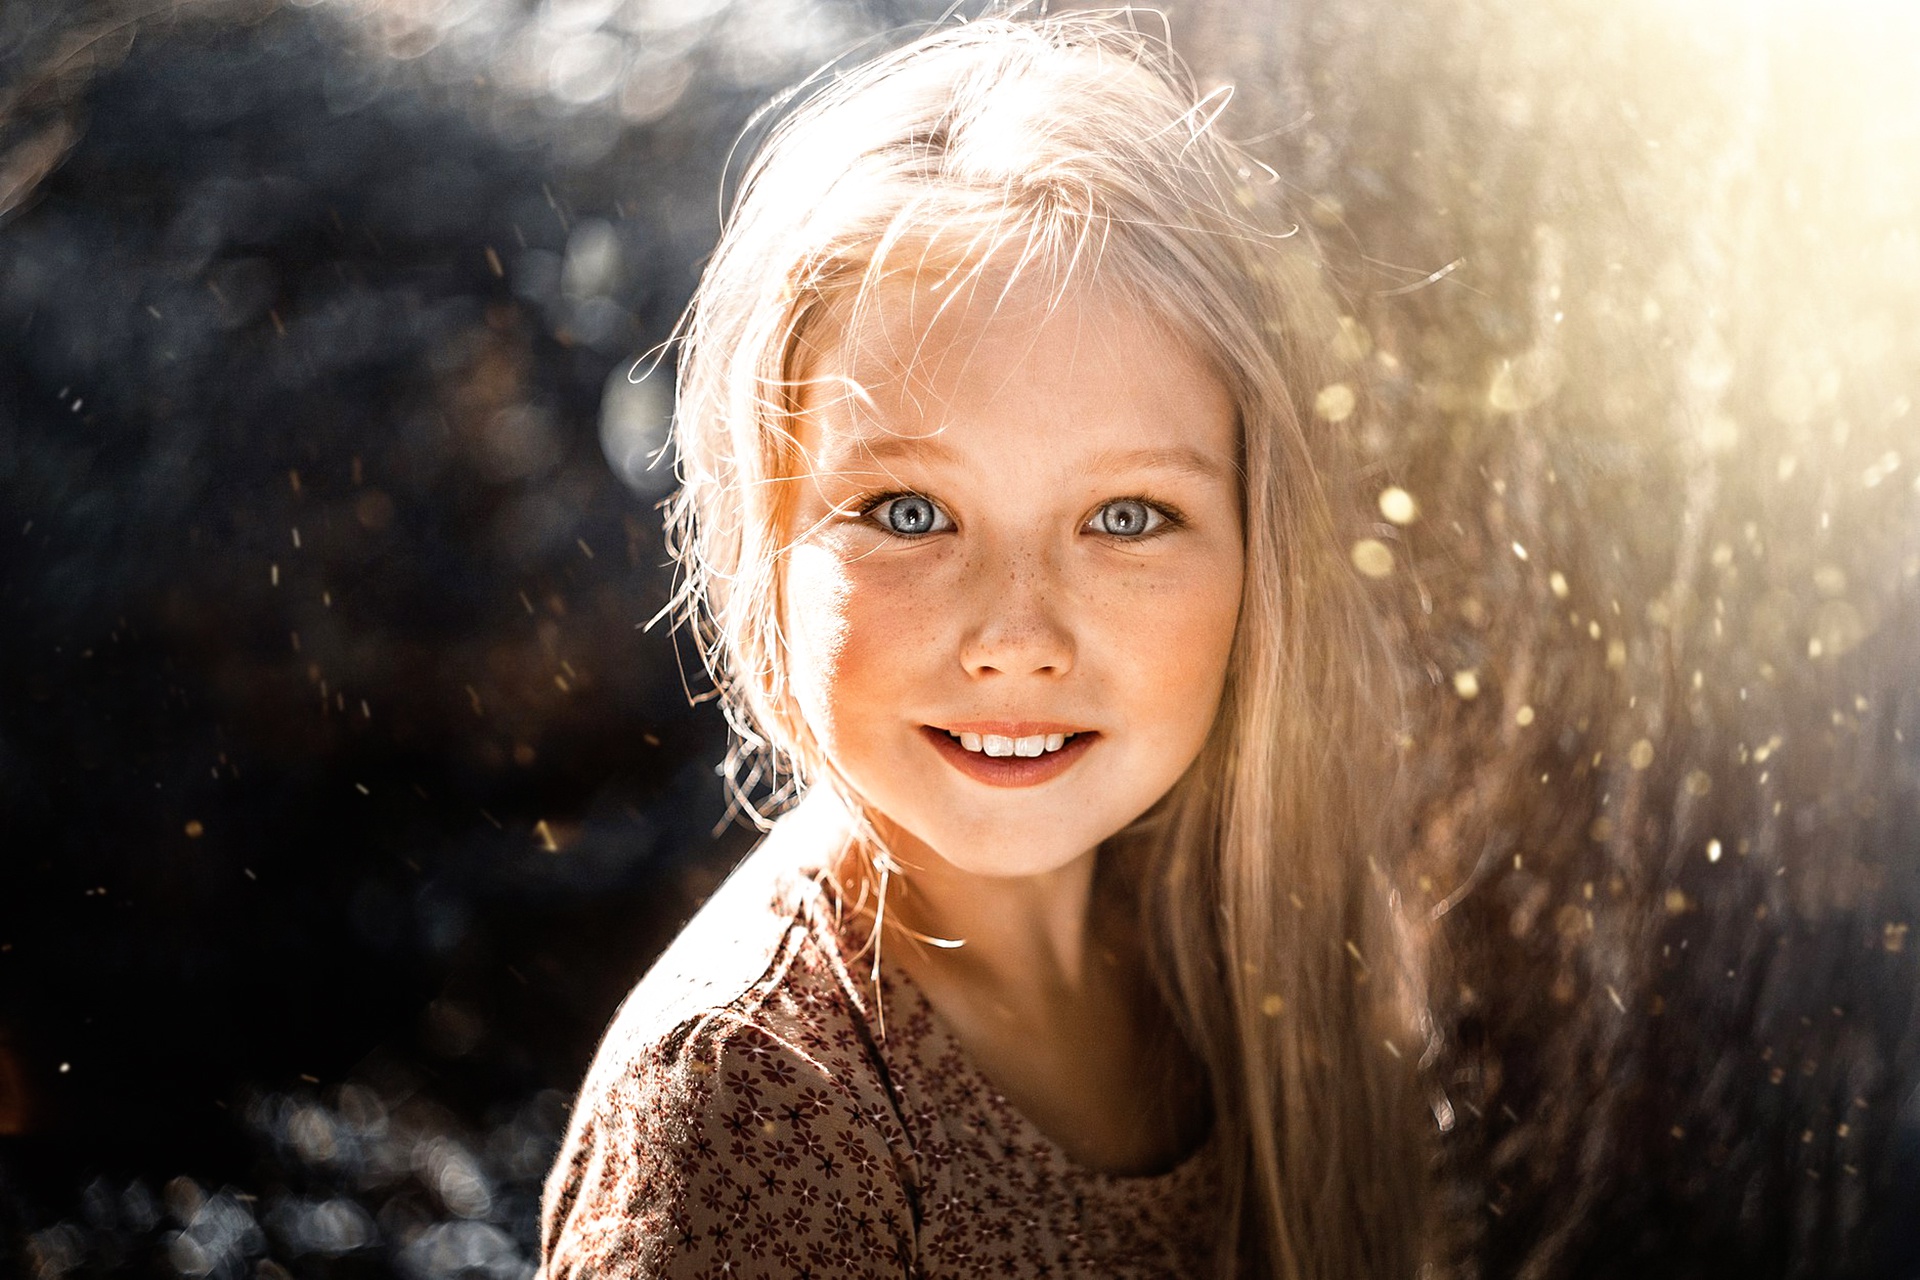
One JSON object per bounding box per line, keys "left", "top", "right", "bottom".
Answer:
{"left": 539, "top": 842, "right": 1222, "bottom": 1278}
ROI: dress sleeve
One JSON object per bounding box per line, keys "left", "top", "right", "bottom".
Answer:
{"left": 539, "top": 1015, "right": 918, "bottom": 1280}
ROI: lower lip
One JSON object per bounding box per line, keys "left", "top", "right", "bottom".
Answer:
{"left": 920, "top": 726, "right": 1098, "bottom": 788}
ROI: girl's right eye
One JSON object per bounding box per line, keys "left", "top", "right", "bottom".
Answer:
{"left": 865, "top": 493, "right": 951, "bottom": 537}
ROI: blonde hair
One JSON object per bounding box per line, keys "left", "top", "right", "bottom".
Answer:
{"left": 664, "top": 12, "right": 1429, "bottom": 1278}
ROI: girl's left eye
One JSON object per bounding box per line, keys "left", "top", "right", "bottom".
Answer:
{"left": 1089, "top": 499, "right": 1168, "bottom": 538}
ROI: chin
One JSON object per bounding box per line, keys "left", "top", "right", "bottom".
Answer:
{"left": 888, "top": 814, "right": 1109, "bottom": 881}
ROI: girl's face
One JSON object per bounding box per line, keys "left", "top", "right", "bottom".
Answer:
{"left": 781, "top": 275, "right": 1244, "bottom": 880}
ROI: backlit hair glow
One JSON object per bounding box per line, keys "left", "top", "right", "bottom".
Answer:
{"left": 663, "top": 13, "right": 1429, "bottom": 1278}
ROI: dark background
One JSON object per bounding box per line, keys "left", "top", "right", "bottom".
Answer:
{"left": 3, "top": 1, "right": 1919, "bottom": 1277}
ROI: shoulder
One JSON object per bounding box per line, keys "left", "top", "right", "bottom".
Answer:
{"left": 542, "top": 1015, "right": 914, "bottom": 1279}
{"left": 570, "top": 801, "right": 887, "bottom": 1108}
{"left": 540, "top": 814, "right": 917, "bottom": 1279}
{"left": 604, "top": 791, "right": 864, "bottom": 1042}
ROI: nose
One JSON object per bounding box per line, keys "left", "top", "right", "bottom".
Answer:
{"left": 955, "top": 542, "right": 1076, "bottom": 679}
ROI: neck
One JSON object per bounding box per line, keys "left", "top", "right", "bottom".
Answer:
{"left": 893, "top": 833, "right": 1105, "bottom": 996}
{"left": 814, "top": 790, "right": 1117, "bottom": 1002}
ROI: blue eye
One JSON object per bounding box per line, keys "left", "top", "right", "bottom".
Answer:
{"left": 1093, "top": 499, "right": 1163, "bottom": 537}
{"left": 871, "top": 494, "right": 947, "bottom": 537}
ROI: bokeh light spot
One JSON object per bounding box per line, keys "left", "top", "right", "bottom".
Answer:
{"left": 1351, "top": 538, "right": 1395, "bottom": 578}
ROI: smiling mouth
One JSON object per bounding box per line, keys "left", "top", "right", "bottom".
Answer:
{"left": 919, "top": 724, "right": 1098, "bottom": 788}
{"left": 940, "top": 729, "right": 1081, "bottom": 758}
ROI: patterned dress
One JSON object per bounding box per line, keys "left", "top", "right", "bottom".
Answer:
{"left": 539, "top": 836, "right": 1224, "bottom": 1278}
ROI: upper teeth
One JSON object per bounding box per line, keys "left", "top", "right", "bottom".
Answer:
{"left": 949, "top": 731, "right": 1072, "bottom": 757}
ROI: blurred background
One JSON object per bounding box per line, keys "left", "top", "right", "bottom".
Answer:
{"left": 0, "top": 0, "right": 1916, "bottom": 1276}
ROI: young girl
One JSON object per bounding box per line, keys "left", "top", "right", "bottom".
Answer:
{"left": 541, "top": 13, "right": 1428, "bottom": 1279}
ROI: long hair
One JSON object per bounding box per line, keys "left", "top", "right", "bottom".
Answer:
{"left": 664, "top": 12, "right": 1430, "bottom": 1277}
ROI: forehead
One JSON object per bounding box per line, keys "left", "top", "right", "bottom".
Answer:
{"left": 789, "top": 272, "right": 1237, "bottom": 468}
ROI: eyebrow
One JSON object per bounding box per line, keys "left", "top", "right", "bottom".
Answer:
{"left": 839, "top": 435, "right": 1235, "bottom": 483}
{"left": 1079, "top": 444, "right": 1237, "bottom": 483}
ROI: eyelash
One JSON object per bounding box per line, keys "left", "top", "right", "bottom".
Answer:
{"left": 1091, "top": 495, "right": 1187, "bottom": 540}
{"left": 854, "top": 491, "right": 1187, "bottom": 541}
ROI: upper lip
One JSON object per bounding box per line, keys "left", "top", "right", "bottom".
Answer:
{"left": 928, "top": 721, "right": 1094, "bottom": 736}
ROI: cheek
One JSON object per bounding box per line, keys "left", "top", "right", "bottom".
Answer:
{"left": 782, "top": 544, "right": 855, "bottom": 734}
{"left": 782, "top": 545, "right": 945, "bottom": 746}
{"left": 1103, "top": 548, "right": 1243, "bottom": 728}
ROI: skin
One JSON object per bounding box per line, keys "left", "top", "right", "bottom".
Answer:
{"left": 779, "top": 270, "right": 1243, "bottom": 1174}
